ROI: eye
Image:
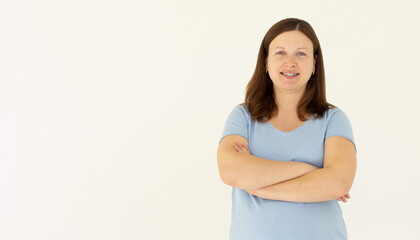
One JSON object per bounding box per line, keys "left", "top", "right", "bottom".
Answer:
{"left": 297, "top": 52, "right": 306, "bottom": 56}
{"left": 276, "top": 51, "right": 285, "bottom": 55}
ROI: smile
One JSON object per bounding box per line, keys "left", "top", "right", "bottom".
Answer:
{"left": 281, "top": 72, "right": 299, "bottom": 76}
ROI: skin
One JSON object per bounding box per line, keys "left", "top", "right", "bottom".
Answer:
{"left": 266, "top": 30, "right": 317, "bottom": 115}
{"left": 234, "top": 142, "right": 351, "bottom": 203}
{"left": 218, "top": 135, "right": 325, "bottom": 191}
{"left": 267, "top": 31, "right": 315, "bottom": 96}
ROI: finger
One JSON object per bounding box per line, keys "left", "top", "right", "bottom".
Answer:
{"left": 236, "top": 142, "right": 244, "bottom": 149}
{"left": 236, "top": 143, "right": 248, "bottom": 153}
{"left": 233, "top": 144, "right": 240, "bottom": 152}
{"left": 241, "top": 144, "right": 251, "bottom": 153}
{"left": 237, "top": 143, "right": 249, "bottom": 153}
{"left": 345, "top": 193, "right": 350, "bottom": 199}
{"left": 234, "top": 144, "right": 243, "bottom": 153}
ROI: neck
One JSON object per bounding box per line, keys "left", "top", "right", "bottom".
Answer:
{"left": 274, "top": 90, "right": 305, "bottom": 117}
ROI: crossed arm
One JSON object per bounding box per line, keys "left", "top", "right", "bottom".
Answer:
{"left": 217, "top": 135, "right": 357, "bottom": 203}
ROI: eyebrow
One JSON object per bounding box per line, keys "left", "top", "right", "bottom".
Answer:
{"left": 274, "top": 47, "right": 308, "bottom": 50}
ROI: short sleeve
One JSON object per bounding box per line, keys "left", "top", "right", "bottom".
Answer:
{"left": 325, "top": 108, "right": 357, "bottom": 153}
{"left": 219, "top": 105, "right": 250, "bottom": 144}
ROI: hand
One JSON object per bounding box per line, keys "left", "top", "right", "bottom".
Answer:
{"left": 234, "top": 142, "right": 251, "bottom": 154}
{"left": 337, "top": 193, "right": 351, "bottom": 203}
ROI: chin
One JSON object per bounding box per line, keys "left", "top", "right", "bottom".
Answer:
{"left": 277, "top": 83, "right": 307, "bottom": 93}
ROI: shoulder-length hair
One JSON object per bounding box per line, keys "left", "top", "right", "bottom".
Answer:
{"left": 242, "top": 18, "right": 336, "bottom": 122}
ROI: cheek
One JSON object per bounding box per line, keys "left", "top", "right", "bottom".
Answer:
{"left": 267, "top": 59, "right": 282, "bottom": 69}
{"left": 301, "top": 61, "right": 314, "bottom": 72}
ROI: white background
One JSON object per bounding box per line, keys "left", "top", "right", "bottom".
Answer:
{"left": 1, "top": 0, "right": 419, "bottom": 239}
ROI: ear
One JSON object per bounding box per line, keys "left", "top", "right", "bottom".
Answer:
{"left": 313, "top": 54, "right": 317, "bottom": 68}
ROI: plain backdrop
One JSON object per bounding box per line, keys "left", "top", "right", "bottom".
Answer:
{"left": 1, "top": 0, "right": 420, "bottom": 239}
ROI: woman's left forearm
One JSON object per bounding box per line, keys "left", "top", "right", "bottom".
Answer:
{"left": 249, "top": 166, "right": 348, "bottom": 202}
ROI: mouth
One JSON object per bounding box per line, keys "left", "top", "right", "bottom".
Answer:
{"left": 281, "top": 72, "right": 299, "bottom": 79}
{"left": 281, "top": 72, "right": 299, "bottom": 76}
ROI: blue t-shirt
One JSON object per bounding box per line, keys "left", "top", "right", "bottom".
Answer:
{"left": 219, "top": 104, "right": 356, "bottom": 240}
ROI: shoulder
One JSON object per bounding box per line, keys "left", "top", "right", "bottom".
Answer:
{"left": 324, "top": 107, "right": 350, "bottom": 123}
{"left": 235, "top": 103, "right": 250, "bottom": 113}
{"left": 322, "top": 106, "right": 356, "bottom": 152}
{"left": 230, "top": 103, "right": 252, "bottom": 119}
{"left": 220, "top": 104, "right": 252, "bottom": 144}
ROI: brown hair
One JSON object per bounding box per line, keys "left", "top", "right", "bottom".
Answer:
{"left": 242, "top": 18, "right": 336, "bottom": 122}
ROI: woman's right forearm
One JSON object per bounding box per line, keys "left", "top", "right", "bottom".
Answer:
{"left": 219, "top": 151, "right": 318, "bottom": 190}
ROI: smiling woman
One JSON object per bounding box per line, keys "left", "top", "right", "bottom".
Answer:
{"left": 266, "top": 31, "right": 315, "bottom": 95}
{"left": 217, "top": 18, "right": 357, "bottom": 240}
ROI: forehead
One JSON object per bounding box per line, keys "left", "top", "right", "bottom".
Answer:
{"left": 269, "top": 30, "right": 313, "bottom": 51}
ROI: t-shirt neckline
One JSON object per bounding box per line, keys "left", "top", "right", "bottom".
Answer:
{"left": 265, "top": 114, "right": 313, "bottom": 134}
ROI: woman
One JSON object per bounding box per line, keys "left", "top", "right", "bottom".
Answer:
{"left": 217, "top": 18, "right": 357, "bottom": 240}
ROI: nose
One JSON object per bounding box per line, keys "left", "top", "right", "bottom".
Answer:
{"left": 284, "top": 55, "right": 297, "bottom": 68}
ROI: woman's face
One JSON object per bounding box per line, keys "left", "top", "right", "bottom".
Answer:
{"left": 266, "top": 30, "right": 316, "bottom": 95}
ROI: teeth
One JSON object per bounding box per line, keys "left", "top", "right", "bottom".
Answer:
{"left": 282, "top": 72, "right": 298, "bottom": 76}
